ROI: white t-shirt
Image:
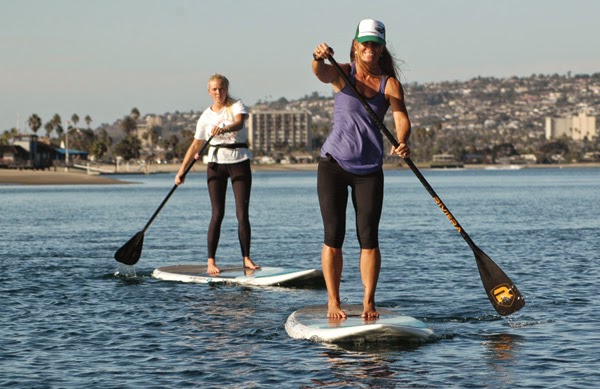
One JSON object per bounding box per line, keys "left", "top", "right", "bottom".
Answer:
{"left": 194, "top": 100, "right": 253, "bottom": 164}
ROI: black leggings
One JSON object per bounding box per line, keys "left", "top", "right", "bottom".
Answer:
{"left": 206, "top": 160, "right": 252, "bottom": 259}
{"left": 317, "top": 157, "right": 383, "bottom": 249}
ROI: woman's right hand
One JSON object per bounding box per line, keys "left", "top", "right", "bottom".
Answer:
{"left": 313, "top": 43, "right": 333, "bottom": 61}
{"left": 312, "top": 43, "right": 342, "bottom": 87}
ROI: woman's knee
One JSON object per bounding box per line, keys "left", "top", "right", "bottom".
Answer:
{"left": 324, "top": 232, "right": 345, "bottom": 248}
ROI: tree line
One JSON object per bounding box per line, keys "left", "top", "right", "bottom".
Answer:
{"left": 3, "top": 104, "right": 599, "bottom": 165}
{"left": 1, "top": 107, "right": 193, "bottom": 164}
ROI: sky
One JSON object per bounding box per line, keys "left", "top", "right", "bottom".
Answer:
{"left": 2, "top": 0, "right": 599, "bottom": 132}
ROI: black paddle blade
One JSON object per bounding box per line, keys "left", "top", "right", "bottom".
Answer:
{"left": 114, "top": 231, "right": 144, "bottom": 265}
{"left": 473, "top": 247, "right": 525, "bottom": 316}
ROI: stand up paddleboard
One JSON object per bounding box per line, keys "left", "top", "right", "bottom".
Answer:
{"left": 152, "top": 265, "right": 324, "bottom": 287}
{"left": 285, "top": 304, "right": 433, "bottom": 343}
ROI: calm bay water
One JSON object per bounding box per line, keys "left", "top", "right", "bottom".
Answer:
{"left": 1, "top": 167, "right": 599, "bottom": 388}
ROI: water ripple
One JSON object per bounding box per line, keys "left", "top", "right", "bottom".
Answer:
{"left": 2, "top": 169, "right": 600, "bottom": 387}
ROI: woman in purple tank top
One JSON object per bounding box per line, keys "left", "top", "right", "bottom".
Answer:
{"left": 312, "top": 19, "right": 412, "bottom": 319}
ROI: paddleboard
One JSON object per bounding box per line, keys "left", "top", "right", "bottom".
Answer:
{"left": 152, "top": 265, "right": 324, "bottom": 287}
{"left": 285, "top": 304, "right": 433, "bottom": 343}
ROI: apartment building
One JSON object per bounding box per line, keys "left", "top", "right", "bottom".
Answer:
{"left": 545, "top": 112, "right": 597, "bottom": 141}
{"left": 248, "top": 109, "right": 312, "bottom": 153}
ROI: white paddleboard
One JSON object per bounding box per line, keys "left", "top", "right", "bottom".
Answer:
{"left": 152, "top": 265, "right": 324, "bottom": 287}
{"left": 285, "top": 304, "right": 433, "bottom": 343}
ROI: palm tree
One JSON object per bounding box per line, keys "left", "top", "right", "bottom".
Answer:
{"left": 51, "top": 113, "right": 61, "bottom": 126}
{"left": 51, "top": 114, "right": 63, "bottom": 137}
{"left": 120, "top": 115, "right": 137, "bottom": 135}
{"left": 130, "top": 107, "right": 140, "bottom": 121}
{"left": 71, "top": 114, "right": 80, "bottom": 130}
{"left": 27, "top": 114, "right": 42, "bottom": 134}
{"left": 90, "top": 128, "right": 111, "bottom": 160}
{"left": 1, "top": 128, "right": 20, "bottom": 145}
{"left": 84, "top": 115, "right": 92, "bottom": 129}
{"left": 44, "top": 122, "right": 54, "bottom": 139}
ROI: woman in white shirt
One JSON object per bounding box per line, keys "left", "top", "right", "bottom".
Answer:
{"left": 176, "top": 74, "right": 259, "bottom": 275}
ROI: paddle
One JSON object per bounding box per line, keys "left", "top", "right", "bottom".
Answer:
{"left": 325, "top": 51, "right": 525, "bottom": 316}
{"left": 114, "top": 136, "right": 214, "bottom": 266}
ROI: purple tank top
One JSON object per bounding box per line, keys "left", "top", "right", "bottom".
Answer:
{"left": 321, "top": 62, "right": 390, "bottom": 175}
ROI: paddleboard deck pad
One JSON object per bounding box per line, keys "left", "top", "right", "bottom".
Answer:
{"left": 152, "top": 265, "right": 324, "bottom": 287}
{"left": 285, "top": 304, "right": 433, "bottom": 343}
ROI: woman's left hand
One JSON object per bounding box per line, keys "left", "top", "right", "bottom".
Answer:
{"left": 391, "top": 142, "right": 410, "bottom": 158}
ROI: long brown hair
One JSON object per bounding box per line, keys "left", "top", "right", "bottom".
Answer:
{"left": 349, "top": 40, "right": 400, "bottom": 79}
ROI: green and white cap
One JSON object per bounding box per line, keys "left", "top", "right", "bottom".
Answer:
{"left": 354, "top": 19, "right": 386, "bottom": 45}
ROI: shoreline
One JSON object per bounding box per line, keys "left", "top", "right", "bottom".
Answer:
{"left": 1, "top": 162, "right": 599, "bottom": 185}
{"left": 0, "top": 169, "right": 134, "bottom": 185}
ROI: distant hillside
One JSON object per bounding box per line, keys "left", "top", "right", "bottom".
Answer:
{"left": 98, "top": 110, "right": 202, "bottom": 142}
{"left": 97, "top": 72, "right": 600, "bottom": 146}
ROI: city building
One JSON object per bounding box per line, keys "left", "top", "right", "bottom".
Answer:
{"left": 248, "top": 109, "right": 312, "bottom": 153}
{"left": 545, "top": 112, "right": 597, "bottom": 141}
{"left": 0, "top": 135, "right": 86, "bottom": 169}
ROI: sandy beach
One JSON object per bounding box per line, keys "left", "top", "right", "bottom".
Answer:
{"left": 1, "top": 162, "right": 598, "bottom": 185}
{"left": 0, "top": 162, "right": 403, "bottom": 185}
{"left": 0, "top": 169, "right": 132, "bottom": 185}
{"left": 0, "top": 164, "right": 320, "bottom": 185}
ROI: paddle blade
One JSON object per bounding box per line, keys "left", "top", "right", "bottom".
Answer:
{"left": 473, "top": 247, "right": 525, "bottom": 316}
{"left": 114, "top": 231, "right": 144, "bottom": 265}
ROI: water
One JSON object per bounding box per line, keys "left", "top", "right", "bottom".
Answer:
{"left": 1, "top": 167, "right": 599, "bottom": 388}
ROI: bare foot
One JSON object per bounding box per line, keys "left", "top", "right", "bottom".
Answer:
{"left": 327, "top": 302, "right": 347, "bottom": 319}
{"left": 361, "top": 303, "right": 379, "bottom": 319}
{"left": 243, "top": 257, "right": 260, "bottom": 270}
{"left": 207, "top": 259, "right": 220, "bottom": 275}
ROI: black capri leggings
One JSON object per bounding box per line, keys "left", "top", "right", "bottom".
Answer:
{"left": 317, "top": 157, "right": 383, "bottom": 249}
{"left": 206, "top": 159, "right": 252, "bottom": 259}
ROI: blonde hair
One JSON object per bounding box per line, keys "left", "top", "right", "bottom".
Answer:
{"left": 208, "top": 73, "right": 236, "bottom": 106}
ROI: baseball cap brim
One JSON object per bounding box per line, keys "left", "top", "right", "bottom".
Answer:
{"left": 356, "top": 35, "right": 386, "bottom": 45}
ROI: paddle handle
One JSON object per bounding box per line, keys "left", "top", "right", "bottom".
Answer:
{"left": 141, "top": 136, "right": 214, "bottom": 233}
{"left": 326, "top": 53, "right": 478, "bottom": 251}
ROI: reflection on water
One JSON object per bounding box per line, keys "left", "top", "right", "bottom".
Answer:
{"left": 481, "top": 333, "right": 524, "bottom": 387}
{"left": 482, "top": 333, "right": 522, "bottom": 362}
{"left": 312, "top": 347, "right": 399, "bottom": 387}
{"left": 307, "top": 337, "right": 434, "bottom": 387}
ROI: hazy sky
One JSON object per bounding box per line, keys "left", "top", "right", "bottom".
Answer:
{"left": 2, "top": 0, "right": 599, "bottom": 132}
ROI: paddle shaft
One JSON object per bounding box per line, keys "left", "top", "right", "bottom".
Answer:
{"left": 115, "top": 136, "right": 216, "bottom": 265}
{"left": 140, "top": 136, "right": 214, "bottom": 233}
{"left": 325, "top": 54, "right": 478, "bottom": 250}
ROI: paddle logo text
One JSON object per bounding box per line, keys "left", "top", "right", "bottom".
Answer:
{"left": 434, "top": 197, "right": 462, "bottom": 233}
{"left": 491, "top": 284, "right": 516, "bottom": 307}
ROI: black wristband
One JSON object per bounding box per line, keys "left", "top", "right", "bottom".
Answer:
{"left": 313, "top": 53, "right": 324, "bottom": 62}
